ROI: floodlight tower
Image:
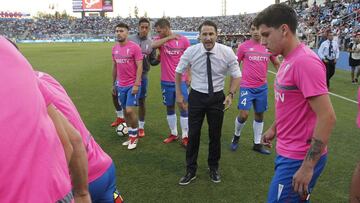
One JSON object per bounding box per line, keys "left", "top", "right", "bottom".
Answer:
{"left": 221, "top": 0, "right": 227, "bottom": 16}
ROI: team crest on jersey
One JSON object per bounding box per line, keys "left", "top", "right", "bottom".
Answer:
{"left": 126, "top": 48, "right": 130, "bottom": 55}
{"left": 175, "top": 40, "right": 179, "bottom": 47}
{"left": 114, "top": 50, "right": 118, "bottom": 54}
{"left": 249, "top": 48, "right": 254, "bottom": 51}
{"left": 145, "top": 44, "right": 149, "bottom": 51}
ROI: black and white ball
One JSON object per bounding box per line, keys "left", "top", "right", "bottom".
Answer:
{"left": 116, "top": 123, "right": 128, "bottom": 136}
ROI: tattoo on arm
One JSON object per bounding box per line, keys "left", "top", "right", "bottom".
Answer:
{"left": 305, "top": 138, "right": 325, "bottom": 161}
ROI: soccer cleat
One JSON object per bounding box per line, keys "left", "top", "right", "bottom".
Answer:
{"left": 179, "top": 172, "right": 196, "bottom": 186}
{"left": 111, "top": 117, "right": 125, "bottom": 127}
{"left": 356, "top": 78, "right": 359, "bottom": 83}
{"left": 122, "top": 139, "right": 130, "bottom": 146}
{"left": 230, "top": 135, "right": 240, "bottom": 151}
{"left": 181, "top": 137, "right": 189, "bottom": 147}
{"left": 138, "top": 128, "right": 145, "bottom": 138}
{"left": 253, "top": 144, "right": 271, "bottom": 155}
{"left": 352, "top": 80, "right": 357, "bottom": 84}
{"left": 209, "top": 169, "right": 221, "bottom": 183}
{"left": 127, "top": 136, "right": 138, "bottom": 150}
{"left": 163, "top": 134, "right": 178, "bottom": 143}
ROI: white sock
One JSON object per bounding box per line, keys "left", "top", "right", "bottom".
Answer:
{"left": 234, "top": 117, "right": 246, "bottom": 136}
{"left": 166, "top": 114, "right": 178, "bottom": 136}
{"left": 253, "top": 120, "right": 264, "bottom": 144}
{"left": 180, "top": 116, "right": 188, "bottom": 138}
{"left": 116, "top": 110, "right": 124, "bottom": 118}
{"left": 128, "top": 127, "right": 138, "bottom": 138}
{"left": 139, "top": 121, "right": 145, "bottom": 129}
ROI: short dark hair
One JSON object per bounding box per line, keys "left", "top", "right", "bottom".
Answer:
{"left": 115, "top": 22, "right": 129, "bottom": 30}
{"left": 138, "top": 17, "right": 150, "bottom": 25}
{"left": 154, "top": 18, "right": 170, "bottom": 28}
{"left": 198, "top": 20, "right": 217, "bottom": 33}
{"left": 253, "top": 3, "right": 297, "bottom": 34}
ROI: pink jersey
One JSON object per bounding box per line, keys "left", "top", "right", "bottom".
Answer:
{"left": 155, "top": 35, "right": 190, "bottom": 82}
{"left": 36, "top": 71, "right": 113, "bottom": 183}
{"left": 358, "top": 87, "right": 360, "bottom": 128}
{"left": 237, "top": 39, "right": 276, "bottom": 88}
{"left": 0, "top": 37, "right": 72, "bottom": 202}
{"left": 112, "top": 41, "right": 143, "bottom": 87}
{"left": 274, "top": 43, "right": 328, "bottom": 160}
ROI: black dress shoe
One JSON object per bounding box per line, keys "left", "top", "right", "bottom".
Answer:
{"left": 253, "top": 144, "right": 271, "bottom": 155}
{"left": 179, "top": 172, "right": 196, "bottom": 186}
{"left": 209, "top": 169, "right": 221, "bottom": 183}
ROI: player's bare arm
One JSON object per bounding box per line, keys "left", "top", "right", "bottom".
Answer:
{"left": 292, "top": 94, "right": 336, "bottom": 195}
{"left": 133, "top": 60, "right": 143, "bottom": 94}
{"left": 151, "top": 33, "right": 179, "bottom": 49}
{"left": 47, "top": 104, "right": 73, "bottom": 163}
{"left": 112, "top": 62, "right": 117, "bottom": 95}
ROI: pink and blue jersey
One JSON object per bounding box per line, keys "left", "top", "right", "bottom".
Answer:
{"left": 237, "top": 39, "right": 276, "bottom": 88}
{"left": 358, "top": 87, "right": 360, "bottom": 128}
{"left": 155, "top": 35, "right": 190, "bottom": 82}
{"left": 0, "top": 37, "right": 72, "bottom": 202}
{"left": 112, "top": 41, "right": 143, "bottom": 87}
{"left": 36, "top": 71, "right": 113, "bottom": 183}
{"left": 274, "top": 43, "right": 328, "bottom": 160}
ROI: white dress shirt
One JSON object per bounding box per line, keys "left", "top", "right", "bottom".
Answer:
{"left": 176, "top": 42, "right": 241, "bottom": 94}
{"left": 318, "top": 39, "right": 340, "bottom": 60}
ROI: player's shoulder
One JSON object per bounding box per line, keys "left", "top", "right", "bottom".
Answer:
{"left": 128, "top": 40, "right": 141, "bottom": 49}
{"left": 292, "top": 45, "right": 323, "bottom": 69}
{"left": 112, "top": 43, "right": 119, "bottom": 51}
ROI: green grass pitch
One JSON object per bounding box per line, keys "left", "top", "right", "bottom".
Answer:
{"left": 19, "top": 42, "right": 360, "bottom": 203}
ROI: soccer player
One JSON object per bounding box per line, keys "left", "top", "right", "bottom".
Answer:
{"left": 152, "top": 18, "right": 191, "bottom": 147}
{"left": 0, "top": 36, "right": 73, "bottom": 202}
{"left": 36, "top": 71, "right": 124, "bottom": 203}
{"left": 230, "top": 23, "right": 280, "bottom": 154}
{"left": 128, "top": 17, "right": 160, "bottom": 137}
{"left": 254, "top": 4, "right": 336, "bottom": 202}
{"left": 350, "top": 87, "right": 360, "bottom": 203}
{"left": 112, "top": 23, "right": 143, "bottom": 150}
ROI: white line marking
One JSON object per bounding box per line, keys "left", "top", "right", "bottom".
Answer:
{"left": 268, "top": 70, "right": 358, "bottom": 104}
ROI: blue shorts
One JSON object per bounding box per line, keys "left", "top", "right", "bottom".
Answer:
{"left": 89, "top": 163, "right": 120, "bottom": 203}
{"left": 117, "top": 85, "right": 141, "bottom": 107}
{"left": 139, "top": 78, "right": 148, "bottom": 99}
{"left": 161, "top": 81, "right": 188, "bottom": 106}
{"left": 237, "top": 84, "right": 268, "bottom": 113}
{"left": 267, "top": 154, "right": 327, "bottom": 203}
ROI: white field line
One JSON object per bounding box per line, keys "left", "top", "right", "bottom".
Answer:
{"left": 268, "top": 70, "right": 358, "bottom": 104}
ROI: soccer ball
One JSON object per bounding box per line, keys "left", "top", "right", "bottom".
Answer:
{"left": 116, "top": 123, "right": 128, "bottom": 136}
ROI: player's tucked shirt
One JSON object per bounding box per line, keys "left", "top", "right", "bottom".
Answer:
{"left": 36, "top": 71, "right": 113, "bottom": 183}
{"left": 275, "top": 43, "right": 328, "bottom": 160}
{"left": 112, "top": 41, "right": 143, "bottom": 87}
{"left": 154, "top": 35, "right": 190, "bottom": 82}
{"left": 358, "top": 87, "right": 360, "bottom": 128}
{"left": 0, "top": 36, "right": 72, "bottom": 202}
{"left": 237, "top": 39, "right": 276, "bottom": 88}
